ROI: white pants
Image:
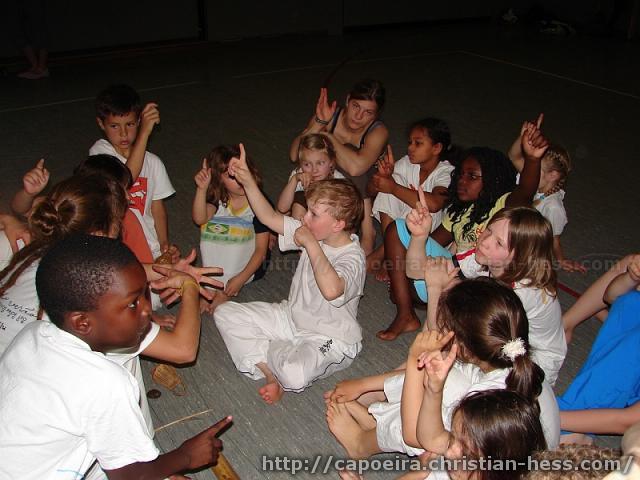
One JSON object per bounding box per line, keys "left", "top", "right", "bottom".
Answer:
{"left": 214, "top": 300, "right": 360, "bottom": 392}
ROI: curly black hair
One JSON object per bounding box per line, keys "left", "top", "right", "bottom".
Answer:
{"left": 446, "top": 147, "right": 517, "bottom": 241}
{"left": 36, "top": 234, "right": 138, "bottom": 327}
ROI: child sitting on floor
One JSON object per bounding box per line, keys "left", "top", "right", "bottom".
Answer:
{"left": 192, "top": 145, "right": 271, "bottom": 313}
{"left": 277, "top": 133, "right": 345, "bottom": 219}
{"left": 0, "top": 234, "right": 231, "bottom": 479}
{"left": 215, "top": 144, "right": 366, "bottom": 404}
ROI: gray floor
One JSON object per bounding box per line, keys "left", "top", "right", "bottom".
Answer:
{"left": 1, "top": 21, "right": 639, "bottom": 478}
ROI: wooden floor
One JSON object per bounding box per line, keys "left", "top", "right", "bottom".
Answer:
{"left": 1, "top": 20, "right": 639, "bottom": 478}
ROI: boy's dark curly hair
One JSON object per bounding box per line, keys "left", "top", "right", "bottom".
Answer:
{"left": 446, "top": 147, "right": 517, "bottom": 239}
{"left": 36, "top": 234, "right": 139, "bottom": 327}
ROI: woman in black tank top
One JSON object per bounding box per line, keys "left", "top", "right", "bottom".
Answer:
{"left": 289, "top": 79, "right": 389, "bottom": 255}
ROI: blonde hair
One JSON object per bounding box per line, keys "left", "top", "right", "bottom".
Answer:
{"left": 540, "top": 144, "right": 572, "bottom": 197}
{"left": 524, "top": 444, "right": 621, "bottom": 480}
{"left": 487, "top": 207, "right": 557, "bottom": 295}
{"left": 305, "top": 179, "right": 363, "bottom": 232}
{"left": 298, "top": 134, "right": 336, "bottom": 171}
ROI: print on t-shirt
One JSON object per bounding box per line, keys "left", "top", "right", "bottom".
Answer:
{"left": 201, "top": 216, "right": 255, "bottom": 244}
{"left": 129, "top": 177, "right": 149, "bottom": 215}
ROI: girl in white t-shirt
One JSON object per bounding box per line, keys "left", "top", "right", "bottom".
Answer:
{"left": 277, "top": 133, "right": 344, "bottom": 219}
{"left": 368, "top": 118, "right": 454, "bottom": 280}
{"left": 508, "top": 116, "right": 583, "bottom": 273}
{"left": 193, "top": 145, "right": 271, "bottom": 313}
{"left": 406, "top": 204, "right": 566, "bottom": 386}
{"left": 325, "top": 276, "right": 559, "bottom": 462}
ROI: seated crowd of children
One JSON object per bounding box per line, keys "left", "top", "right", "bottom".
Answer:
{"left": 0, "top": 79, "right": 638, "bottom": 479}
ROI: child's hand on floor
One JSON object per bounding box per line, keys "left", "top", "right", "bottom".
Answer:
{"left": 409, "top": 330, "right": 455, "bottom": 362}
{"left": 405, "top": 188, "right": 432, "bottom": 237}
{"left": 559, "top": 258, "right": 587, "bottom": 274}
{"left": 424, "top": 256, "right": 459, "bottom": 292}
{"left": 422, "top": 343, "right": 458, "bottom": 393}
{"left": 139, "top": 102, "right": 160, "bottom": 137}
{"left": 227, "top": 143, "right": 255, "bottom": 187}
{"left": 194, "top": 158, "right": 212, "bottom": 190}
{"left": 315, "top": 87, "right": 337, "bottom": 124}
{"left": 177, "top": 416, "right": 232, "bottom": 470}
{"left": 22, "top": 158, "right": 49, "bottom": 196}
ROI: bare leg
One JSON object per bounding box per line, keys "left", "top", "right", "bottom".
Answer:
{"left": 360, "top": 199, "right": 375, "bottom": 256}
{"left": 560, "top": 402, "right": 640, "bottom": 436}
{"left": 377, "top": 225, "right": 420, "bottom": 341}
{"left": 367, "top": 213, "right": 393, "bottom": 282}
{"left": 256, "top": 362, "right": 284, "bottom": 404}
{"left": 326, "top": 401, "right": 381, "bottom": 459}
{"left": 345, "top": 401, "right": 377, "bottom": 430}
{"left": 563, "top": 254, "right": 633, "bottom": 343}
{"left": 560, "top": 433, "right": 595, "bottom": 445}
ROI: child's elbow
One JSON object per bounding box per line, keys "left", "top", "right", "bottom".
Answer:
{"left": 322, "top": 286, "right": 344, "bottom": 301}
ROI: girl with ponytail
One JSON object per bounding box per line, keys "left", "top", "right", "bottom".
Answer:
{"left": 0, "top": 174, "right": 127, "bottom": 354}
{"left": 325, "top": 273, "right": 560, "bottom": 462}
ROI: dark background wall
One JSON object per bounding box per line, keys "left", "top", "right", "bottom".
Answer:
{"left": 0, "top": 0, "right": 628, "bottom": 58}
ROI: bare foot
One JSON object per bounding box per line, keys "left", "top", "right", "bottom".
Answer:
{"left": 376, "top": 312, "right": 421, "bottom": 341}
{"left": 374, "top": 268, "right": 390, "bottom": 283}
{"left": 259, "top": 381, "right": 284, "bottom": 404}
{"left": 345, "top": 401, "right": 376, "bottom": 430}
{"left": 152, "top": 312, "right": 176, "bottom": 331}
{"left": 200, "top": 291, "right": 228, "bottom": 315}
{"left": 560, "top": 433, "right": 595, "bottom": 445}
{"left": 326, "top": 401, "right": 368, "bottom": 459}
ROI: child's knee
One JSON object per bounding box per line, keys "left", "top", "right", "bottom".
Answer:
{"left": 272, "top": 362, "right": 308, "bottom": 392}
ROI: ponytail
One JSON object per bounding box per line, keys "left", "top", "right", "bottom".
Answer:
{"left": 505, "top": 353, "right": 545, "bottom": 407}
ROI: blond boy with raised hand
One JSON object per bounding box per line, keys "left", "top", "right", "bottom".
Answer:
{"left": 215, "top": 144, "right": 366, "bottom": 404}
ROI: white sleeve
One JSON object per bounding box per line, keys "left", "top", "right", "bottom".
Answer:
{"left": 542, "top": 203, "right": 568, "bottom": 236}
{"left": 87, "top": 373, "right": 159, "bottom": 470}
{"left": 0, "top": 231, "right": 13, "bottom": 271}
{"left": 147, "top": 154, "right": 175, "bottom": 201}
{"left": 89, "top": 139, "right": 117, "bottom": 157}
{"left": 329, "top": 247, "right": 365, "bottom": 307}
{"left": 278, "top": 216, "right": 303, "bottom": 252}
{"left": 429, "top": 163, "right": 454, "bottom": 190}
{"left": 456, "top": 251, "right": 486, "bottom": 278}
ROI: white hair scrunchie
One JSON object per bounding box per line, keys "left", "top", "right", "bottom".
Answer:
{"left": 501, "top": 338, "right": 526, "bottom": 361}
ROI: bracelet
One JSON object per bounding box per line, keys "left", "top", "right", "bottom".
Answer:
{"left": 314, "top": 116, "right": 329, "bottom": 125}
{"left": 179, "top": 280, "right": 200, "bottom": 296}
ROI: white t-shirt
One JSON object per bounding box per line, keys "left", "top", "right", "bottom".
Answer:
{"left": 200, "top": 202, "right": 267, "bottom": 286}
{"left": 534, "top": 190, "right": 567, "bottom": 236}
{"left": 372, "top": 156, "right": 454, "bottom": 230}
{"left": 0, "top": 322, "right": 159, "bottom": 479}
{"left": 89, "top": 139, "right": 175, "bottom": 258}
{"left": 0, "top": 259, "right": 40, "bottom": 355}
{"left": 279, "top": 216, "right": 365, "bottom": 344}
{"left": 456, "top": 250, "right": 566, "bottom": 386}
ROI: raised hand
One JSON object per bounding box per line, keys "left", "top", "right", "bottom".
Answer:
{"left": 424, "top": 256, "right": 459, "bottom": 292}
{"left": 194, "top": 158, "right": 212, "bottom": 190}
{"left": 139, "top": 102, "right": 161, "bottom": 137}
{"left": 296, "top": 171, "right": 313, "bottom": 190}
{"left": 423, "top": 343, "right": 458, "bottom": 393}
{"left": 519, "top": 112, "right": 544, "bottom": 136}
{"left": 405, "top": 188, "right": 432, "bottom": 237}
{"left": 178, "top": 416, "right": 232, "bottom": 470}
{"left": 227, "top": 143, "right": 255, "bottom": 187}
{"left": 409, "top": 330, "right": 455, "bottom": 361}
{"left": 521, "top": 123, "right": 549, "bottom": 161}
{"left": 376, "top": 144, "right": 396, "bottom": 178}
{"left": 23, "top": 159, "right": 50, "bottom": 196}
{"left": 315, "top": 87, "right": 337, "bottom": 123}
{"left": 627, "top": 254, "right": 640, "bottom": 282}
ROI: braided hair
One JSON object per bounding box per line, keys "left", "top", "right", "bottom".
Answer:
{"left": 446, "top": 147, "right": 517, "bottom": 240}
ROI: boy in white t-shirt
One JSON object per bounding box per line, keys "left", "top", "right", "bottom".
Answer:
{"left": 90, "top": 84, "right": 176, "bottom": 261}
{"left": 0, "top": 234, "right": 231, "bottom": 479}
{"left": 215, "top": 144, "right": 366, "bottom": 405}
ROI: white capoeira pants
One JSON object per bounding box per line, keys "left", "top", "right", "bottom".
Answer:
{"left": 214, "top": 300, "right": 361, "bottom": 392}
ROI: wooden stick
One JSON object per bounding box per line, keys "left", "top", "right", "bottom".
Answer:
{"left": 153, "top": 408, "right": 213, "bottom": 433}
{"left": 211, "top": 453, "right": 241, "bottom": 480}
